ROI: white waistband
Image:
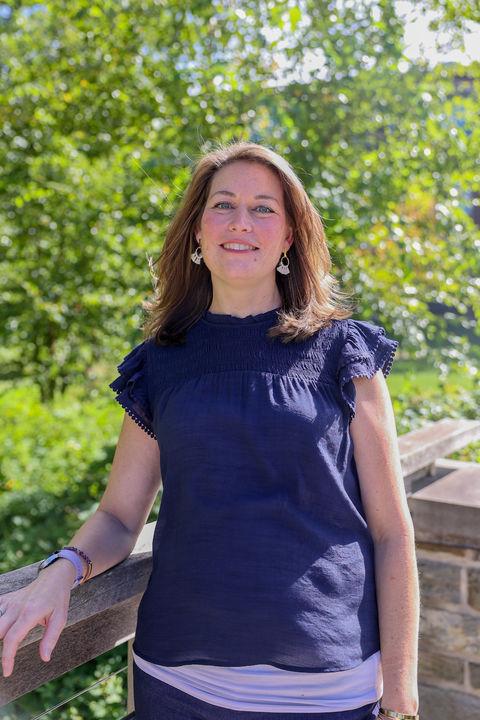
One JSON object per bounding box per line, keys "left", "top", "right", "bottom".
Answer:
{"left": 133, "top": 651, "right": 383, "bottom": 713}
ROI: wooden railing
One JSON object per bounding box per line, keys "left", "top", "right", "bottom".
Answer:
{"left": 1, "top": 417, "right": 480, "bottom": 718}
{"left": 0, "top": 524, "right": 155, "bottom": 716}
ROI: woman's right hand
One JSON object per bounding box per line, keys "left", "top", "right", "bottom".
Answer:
{"left": 0, "top": 559, "right": 76, "bottom": 678}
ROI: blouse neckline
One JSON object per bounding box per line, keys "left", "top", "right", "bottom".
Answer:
{"left": 201, "top": 306, "right": 282, "bottom": 326}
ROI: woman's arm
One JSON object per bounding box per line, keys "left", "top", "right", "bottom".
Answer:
{"left": 350, "top": 373, "right": 420, "bottom": 717}
{"left": 1, "top": 413, "right": 161, "bottom": 677}
{"left": 69, "top": 410, "right": 162, "bottom": 578}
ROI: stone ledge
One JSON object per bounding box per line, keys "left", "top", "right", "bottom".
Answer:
{"left": 408, "top": 466, "right": 480, "bottom": 549}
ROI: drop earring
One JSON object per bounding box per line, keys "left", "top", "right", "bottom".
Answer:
{"left": 191, "top": 238, "right": 203, "bottom": 264}
{"left": 276, "top": 250, "right": 290, "bottom": 275}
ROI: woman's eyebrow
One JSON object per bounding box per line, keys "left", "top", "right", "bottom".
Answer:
{"left": 211, "top": 190, "right": 280, "bottom": 205}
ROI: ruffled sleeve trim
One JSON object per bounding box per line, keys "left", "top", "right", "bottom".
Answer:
{"left": 337, "top": 319, "right": 399, "bottom": 424}
{"left": 108, "top": 340, "right": 156, "bottom": 440}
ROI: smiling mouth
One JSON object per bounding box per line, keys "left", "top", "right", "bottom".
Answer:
{"left": 221, "top": 243, "right": 259, "bottom": 252}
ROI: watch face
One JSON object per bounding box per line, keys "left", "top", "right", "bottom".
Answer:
{"left": 39, "top": 552, "right": 60, "bottom": 570}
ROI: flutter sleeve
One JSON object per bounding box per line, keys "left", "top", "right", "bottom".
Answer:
{"left": 108, "top": 340, "right": 156, "bottom": 439}
{"left": 337, "top": 318, "right": 399, "bottom": 424}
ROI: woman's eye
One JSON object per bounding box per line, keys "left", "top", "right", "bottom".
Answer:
{"left": 213, "top": 202, "right": 273, "bottom": 213}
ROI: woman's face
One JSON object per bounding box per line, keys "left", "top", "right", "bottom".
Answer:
{"left": 196, "top": 160, "right": 293, "bottom": 288}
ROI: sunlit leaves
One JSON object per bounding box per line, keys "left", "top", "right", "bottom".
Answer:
{"left": 0, "top": 0, "right": 479, "bottom": 397}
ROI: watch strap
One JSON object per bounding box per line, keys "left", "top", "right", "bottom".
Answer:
{"left": 379, "top": 707, "right": 419, "bottom": 720}
{"left": 37, "top": 550, "right": 84, "bottom": 588}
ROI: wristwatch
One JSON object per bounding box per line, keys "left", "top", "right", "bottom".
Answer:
{"left": 37, "top": 550, "right": 84, "bottom": 588}
{"left": 379, "top": 707, "right": 419, "bottom": 720}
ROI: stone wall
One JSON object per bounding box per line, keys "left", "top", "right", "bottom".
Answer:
{"left": 408, "top": 459, "right": 480, "bottom": 719}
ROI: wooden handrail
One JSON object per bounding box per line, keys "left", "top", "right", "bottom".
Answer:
{"left": 1, "top": 417, "right": 479, "bottom": 712}
{"left": 0, "top": 524, "right": 154, "bottom": 706}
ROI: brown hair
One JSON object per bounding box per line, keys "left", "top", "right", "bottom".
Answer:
{"left": 142, "top": 140, "right": 357, "bottom": 344}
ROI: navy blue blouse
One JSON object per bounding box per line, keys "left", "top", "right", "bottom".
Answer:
{"left": 109, "top": 308, "right": 399, "bottom": 672}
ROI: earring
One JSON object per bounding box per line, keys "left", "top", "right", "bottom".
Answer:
{"left": 276, "top": 250, "right": 290, "bottom": 275}
{"left": 191, "top": 240, "right": 203, "bottom": 264}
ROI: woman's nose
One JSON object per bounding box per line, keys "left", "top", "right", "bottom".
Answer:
{"left": 228, "top": 206, "right": 253, "bottom": 231}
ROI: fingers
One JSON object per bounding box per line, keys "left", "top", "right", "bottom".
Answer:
{"left": 39, "top": 606, "right": 67, "bottom": 662}
{"left": 1, "top": 610, "right": 38, "bottom": 678}
{"left": 1, "top": 575, "right": 73, "bottom": 678}
{"left": 1, "top": 600, "right": 66, "bottom": 678}
{"left": 0, "top": 599, "right": 17, "bottom": 677}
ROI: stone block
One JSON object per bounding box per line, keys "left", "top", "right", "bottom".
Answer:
{"left": 419, "top": 607, "right": 480, "bottom": 656}
{"left": 417, "top": 557, "right": 462, "bottom": 607}
{"left": 419, "top": 682, "right": 480, "bottom": 719}
{"left": 418, "top": 650, "right": 464, "bottom": 685}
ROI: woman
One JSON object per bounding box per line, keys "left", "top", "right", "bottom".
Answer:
{"left": 0, "top": 141, "right": 420, "bottom": 720}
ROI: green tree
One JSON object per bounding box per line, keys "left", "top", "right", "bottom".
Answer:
{"left": 1, "top": 1, "right": 478, "bottom": 402}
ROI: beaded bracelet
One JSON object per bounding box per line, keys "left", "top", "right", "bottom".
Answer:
{"left": 64, "top": 546, "right": 93, "bottom": 582}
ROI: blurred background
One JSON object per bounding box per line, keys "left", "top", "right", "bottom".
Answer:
{"left": 0, "top": 0, "right": 479, "bottom": 717}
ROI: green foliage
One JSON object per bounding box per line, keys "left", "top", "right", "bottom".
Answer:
{"left": 0, "top": 0, "right": 479, "bottom": 402}
{"left": 0, "top": 380, "right": 161, "bottom": 574}
{"left": 391, "top": 365, "right": 480, "bottom": 463}
{"left": 423, "top": 0, "right": 480, "bottom": 41}
{"left": 0, "top": 384, "right": 111, "bottom": 572}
